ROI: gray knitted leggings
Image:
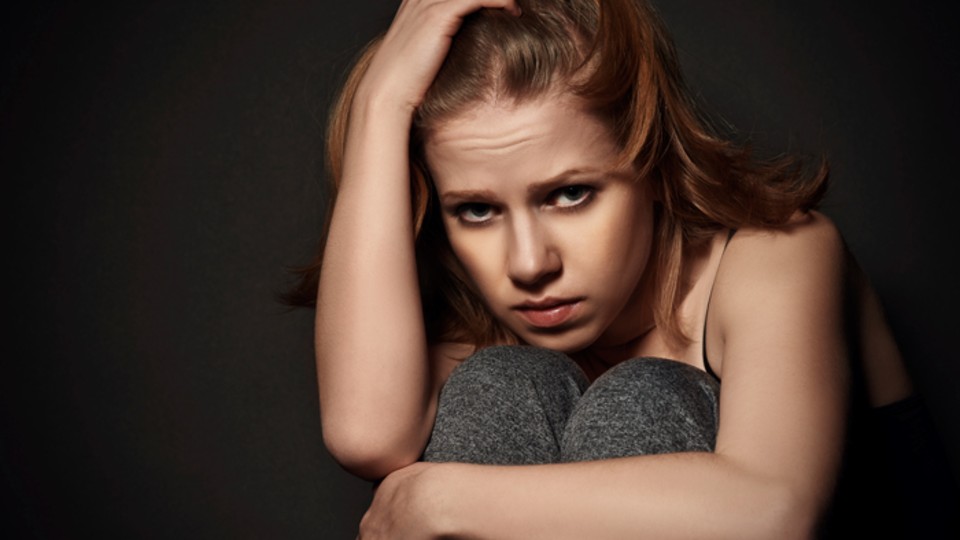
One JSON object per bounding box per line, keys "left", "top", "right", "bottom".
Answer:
{"left": 423, "top": 345, "right": 720, "bottom": 464}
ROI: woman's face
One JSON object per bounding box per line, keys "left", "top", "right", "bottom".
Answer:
{"left": 424, "top": 94, "right": 656, "bottom": 353}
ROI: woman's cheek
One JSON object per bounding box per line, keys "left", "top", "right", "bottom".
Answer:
{"left": 448, "top": 231, "right": 503, "bottom": 295}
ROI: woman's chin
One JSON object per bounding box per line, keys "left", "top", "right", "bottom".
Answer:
{"left": 513, "top": 326, "right": 597, "bottom": 355}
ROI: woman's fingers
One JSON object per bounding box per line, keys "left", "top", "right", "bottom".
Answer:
{"left": 356, "top": 463, "right": 442, "bottom": 539}
{"left": 356, "top": 0, "right": 522, "bottom": 114}
{"left": 402, "top": 0, "right": 520, "bottom": 17}
{"left": 447, "top": 0, "right": 521, "bottom": 17}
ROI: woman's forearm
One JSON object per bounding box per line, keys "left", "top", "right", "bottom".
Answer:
{"left": 435, "top": 454, "right": 815, "bottom": 540}
{"left": 316, "top": 97, "right": 433, "bottom": 479}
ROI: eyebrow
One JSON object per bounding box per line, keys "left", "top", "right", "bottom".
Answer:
{"left": 439, "top": 168, "right": 604, "bottom": 205}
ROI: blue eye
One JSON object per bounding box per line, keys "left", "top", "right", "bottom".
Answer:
{"left": 457, "top": 203, "right": 495, "bottom": 224}
{"left": 552, "top": 185, "right": 593, "bottom": 208}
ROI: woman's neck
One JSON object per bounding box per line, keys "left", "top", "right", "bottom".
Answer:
{"left": 571, "top": 233, "right": 721, "bottom": 379}
{"left": 571, "top": 319, "right": 656, "bottom": 380}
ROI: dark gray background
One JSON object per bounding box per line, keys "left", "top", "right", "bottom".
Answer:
{"left": 3, "top": 1, "right": 957, "bottom": 538}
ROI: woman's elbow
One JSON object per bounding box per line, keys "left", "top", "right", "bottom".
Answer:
{"left": 754, "top": 484, "right": 823, "bottom": 540}
{"left": 321, "top": 420, "right": 424, "bottom": 480}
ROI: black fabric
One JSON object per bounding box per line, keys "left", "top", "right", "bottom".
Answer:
{"left": 701, "top": 228, "right": 736, "bottom": 382}
{"left": 820, "top": 391, "right": 960, "bottom": 539}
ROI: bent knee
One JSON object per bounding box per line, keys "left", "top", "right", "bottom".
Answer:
{"left": 561, "top": 358, "right": 720, "bottom": 460}
{"left": 445, "top": 345, "right": 588, "bottom": 393}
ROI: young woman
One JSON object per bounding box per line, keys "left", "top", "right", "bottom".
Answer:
{"left": 286, "top": 0, "right": 956, "bottom": 537}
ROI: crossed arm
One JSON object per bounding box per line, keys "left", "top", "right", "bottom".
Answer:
{"left": 351, "top": 215, "right": 850, "bottom": 539}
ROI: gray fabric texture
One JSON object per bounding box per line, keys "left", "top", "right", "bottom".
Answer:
{"left": 422, "top": 345, "right": 720, "bottom": 465}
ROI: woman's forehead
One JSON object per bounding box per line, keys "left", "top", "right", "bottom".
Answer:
{"left": 423, "top": 96, "right": 623, "bottom": 195}
{"left": 425, "top": 96, "right": 614, "bottom": 161}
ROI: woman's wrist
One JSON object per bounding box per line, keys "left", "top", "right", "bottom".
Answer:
{"left": 338, "top": 89, "right": 417, "bottom": 188}
{"left": 351, "top": 81, "right": 418, "bottom": 127}
{"left": 418, "top": 462, "right": 473, "bottom": 538}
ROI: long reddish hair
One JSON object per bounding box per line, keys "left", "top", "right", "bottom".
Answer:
{"left": 284, "top": 0, "right": 828, "bottom": 348}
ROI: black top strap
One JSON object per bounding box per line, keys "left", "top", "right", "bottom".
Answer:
{"left": 701, "top": 229, "right": 736, "bottom": 381}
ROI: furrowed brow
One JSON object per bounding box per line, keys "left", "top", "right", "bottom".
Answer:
{"left": 525, "top": 168, "right": 593, "bottom": 196}
{"left": 440, "top": 167, "right": 626, "bottom": 205}
{"left": 439, "top": 189, "right": 500, "bottom": 206}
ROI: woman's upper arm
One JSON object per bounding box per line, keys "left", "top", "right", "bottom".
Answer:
{"left": 711, "top": 212, "right": 850, "bottom": 513}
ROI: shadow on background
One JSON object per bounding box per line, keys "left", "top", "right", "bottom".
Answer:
{"left": 3, "top": 1, "right": 957, "bottom": 538}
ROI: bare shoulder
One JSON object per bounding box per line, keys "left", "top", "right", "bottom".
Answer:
{"left": 712, "top": 211, "right": 911, "bottom": 406}
{"left": 715, "top": 211, "right": 847, "bottom": 304}
{"left": 709, "top": 211, "right": 848, "bottom": 370}
{"left": 723, "top": 210, "right": 846, "bottom": 274}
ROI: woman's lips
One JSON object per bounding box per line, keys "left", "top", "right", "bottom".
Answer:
{"left": 513, "top": 298, "right": 582, "bottom": 329}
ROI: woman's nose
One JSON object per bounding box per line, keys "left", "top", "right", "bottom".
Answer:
{"left": 506, "top": 217, "right": 561, "bottom": 286}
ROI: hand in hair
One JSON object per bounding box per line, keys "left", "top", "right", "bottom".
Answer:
{"left": 356, "top": 0, "right": 522, "bottom": 116}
